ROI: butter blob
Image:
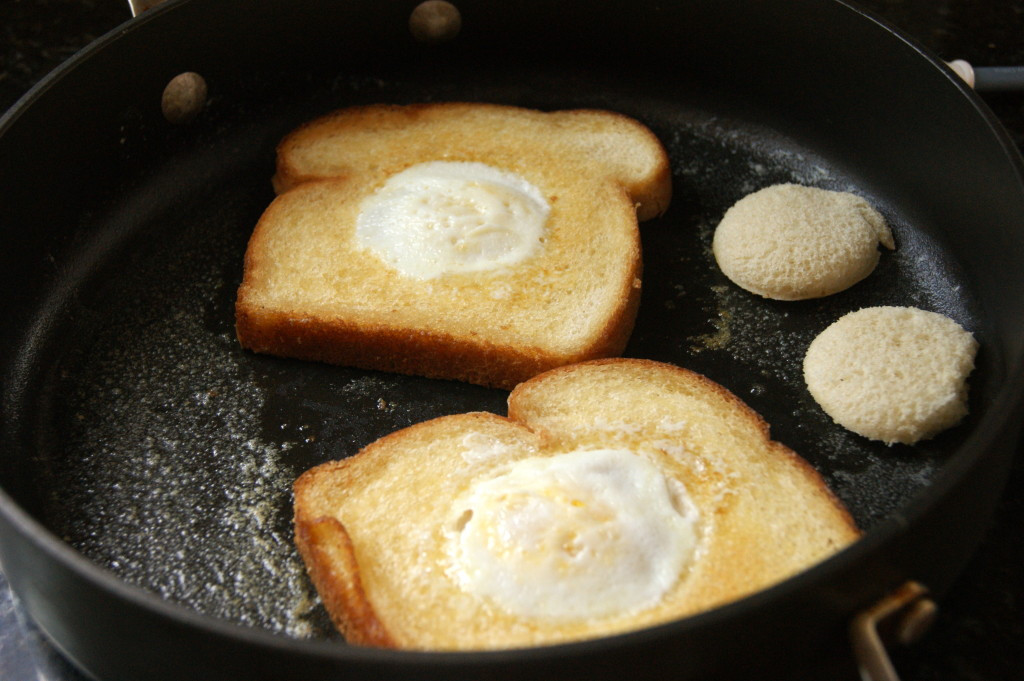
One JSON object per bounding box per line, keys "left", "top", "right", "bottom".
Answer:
{"left": 356, "top": 161, "right": 549, "bottom": 279}
{"left": 445, "top": 448, "right": 699, "bottom": 620}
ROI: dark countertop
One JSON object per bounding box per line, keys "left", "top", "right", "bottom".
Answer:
{"left": 1, "top": 1, "right": 1022, "bottom": 680}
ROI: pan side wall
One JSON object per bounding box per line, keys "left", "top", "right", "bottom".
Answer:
{"left": 1, "top": 1, "right": 1023, "bottom": 680}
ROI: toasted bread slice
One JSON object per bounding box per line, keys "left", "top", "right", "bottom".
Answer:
{"left": 236, "top": 103, "right": 670, "bottom": 388}
{"left": 293, "top": 359, "right": 860, "bottom": 650}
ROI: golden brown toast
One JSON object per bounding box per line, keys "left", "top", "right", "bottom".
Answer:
{"left": 293, "top": 359, "right": 860, "bottom": 650}
{"left": 236, "top": 103, "right": 672, "bottom": 388}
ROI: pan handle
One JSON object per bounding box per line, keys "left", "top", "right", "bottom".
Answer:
{"left": 948, "top": 60, "right": 1024, "bottom": 93}
{"left": 850, "top": 581, "right": 938, "bottom": 681}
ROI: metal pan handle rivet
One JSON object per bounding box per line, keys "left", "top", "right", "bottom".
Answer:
{"left": 947, "top": 59, "right": 977, "bottom": 88}
{"left": 161, "top": 72, "right": 208, "bottom": 125}
{"left": 409, "top": 0, "right": 462, "bottom": 44}
{"left": 850, "top": 581, "right": 938, "bottom": 681}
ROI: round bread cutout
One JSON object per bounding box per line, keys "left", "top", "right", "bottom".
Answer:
{"left": 712, "top": 184, "right": 894, "bottom": 300}
{"left": 803, "top": 306, "right": 978, "bottom": 445}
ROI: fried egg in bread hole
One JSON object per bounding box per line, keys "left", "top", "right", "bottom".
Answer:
{"left": 292, "top": 359, "right": 860, "bottom": 650}
{"left": 239, "top": 103, "right": 669, "bottom": 389}
{"left": 443, "top": 447, "right": 701, "bottom": 621}
{"left": 356, "top": 161, "right": 550, "bottom": 280}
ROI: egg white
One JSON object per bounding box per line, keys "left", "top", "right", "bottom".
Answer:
{"left": 444, "top": 448, "right": 699, "bottom": 620}
{"left": 356, "top": 161, "right": 549, "bottom": 279}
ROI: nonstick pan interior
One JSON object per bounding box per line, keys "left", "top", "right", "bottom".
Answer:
{"left": 5, "top": 62, "right": 985, "bottom": 638}
{"left": 1, "top": 0, "right": 1022, "bottom": 677}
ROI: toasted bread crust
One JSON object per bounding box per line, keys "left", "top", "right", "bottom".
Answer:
{"left": 236, "top": 301, "right": 639, "bottom": 390}
{"left": 236, "top": 265, "right": 642, "bottom": 389}
{"left": 294, "top": 514, "right": 397, "bottom": 648}
{"left": 273, "top": 102, "right": 672, "bottom": 220}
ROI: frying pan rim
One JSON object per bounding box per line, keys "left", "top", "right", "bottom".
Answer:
{"left": 0, "top": 3, "right": 140, "bottom": 133}
{"left": 2, "top": 0, "right": 1024, "bottom": 669}
{"left": 848, "top": 0, "right": 1024, "bottom": 190}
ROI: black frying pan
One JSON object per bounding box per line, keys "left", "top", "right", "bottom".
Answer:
{"left": 1, "top": 1, "right": 1023, "bottom": 679}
